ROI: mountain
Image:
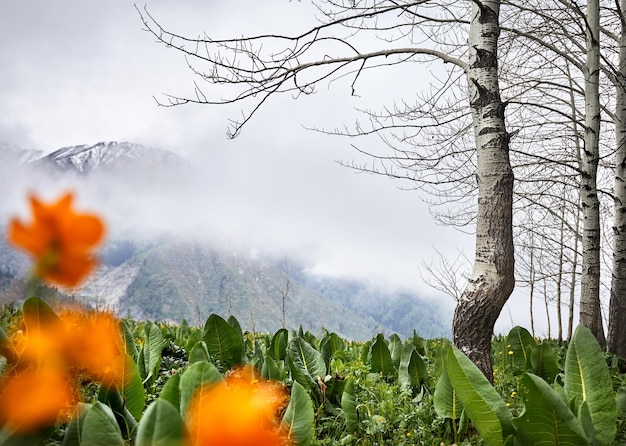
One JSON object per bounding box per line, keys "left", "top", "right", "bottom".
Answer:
{"left": 0, "top": 233, "right": 451, "bottom": 340}
{"left": 77, "top": 236, "right": 451, "bottom": 340}
{"left": 0, "top": 140, "right": 452, "bottom": 340}
{"left": 32, "top": 141, "right": 191, "bottom": 175}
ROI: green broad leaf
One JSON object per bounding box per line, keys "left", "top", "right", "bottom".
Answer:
{"left": 341, "top": 378, "right": 358, "bottom": 434}
{"left": 320, "top": 332, "right": 344, "bottom": 372}
{"left": 564, "top": 325, "right": 616, "bottom": 445}
{"left": 411, "top": 330, "right": 427, "bottom": 356}
{"left": 188, "top": 341, "right": 211, "bottom": 364}
{"left": 399, "top": 344, "right": 427, "bottom": 390}
{"left": 114, "top": 353, "right": 145, "bottom": 421}
{"left": 160, "top": 373, "right": 181, "bottom": 411}
{"left": 143, "top": 322, "right": 165, "bottom": 385}
{"left": 97, "top": 382, "right": 137, "bottom": 439}
{"left": 179, "top": 361, "right": 223, "bottom": 415}
{"left": 63, "top": 403, "right": 91, "bottom": 446}
{"left": 503, "top": 434, "right": 519, "bottom": 446}
{"left": 80, "top": 402, "right": 125, "bottom": 446}
{"left": 184, "top": 329, "right": 203, "bottom": 353}
{"left": 433, "top": 369, "right": 464, "bottom": 420}
{"left": 506, "top": 326, "right": 536, "bottom": 374}
{"left": 578, "top": 401, "right": 596, "bottom": 445}
{"left": 227, "top": 314, "right": 244, "bottom": 340}
{"left": 203, "top": 314, "right": 244, "bottom": 370}
{"left": 175, "top": 319, "right": 190, "bottom": 346}
{"left": 261, "top": 354, "right": 284, "bottom": 381}
{"left": 389, "top": 334, "right": 403, "bottom": 369}
{"left": 137, "top": 346, "right": 147, "bottom": 380}
{"left": 119, "top": 320, "right": 139, "bottom": 360}
{"left": 360, "top": 340, "right": 372, "bottom": 364}
{"left": 530, "top": 342, "right": 560, "bottom": 383}
{"left": 458, "top": 408, "right": 469, "bottom": 435}
{"left": 282, "top": 381, "right": 315, "bottom": 446}
{"left": 287, "top": 337, "right": 327, "bottom": 390}
{"left": 513, "top": 373, "right": 589, "bottom": 445}
{"left": 446, "top": 346, "right": 513, "bottom": 446}
{"left": 22, "top": 296, "right": 61, "bottom": 332}
{"left": 136, "top": 399, "right": 186, "bottom": 446}
{"left": 270, "top": 328, "right": 289, "bottom": 361}
{"left": 303, "top": 330, "right": 318, "bottom": 347}
{"left": 369, "top": 333, "right": 394, "bottom": 378}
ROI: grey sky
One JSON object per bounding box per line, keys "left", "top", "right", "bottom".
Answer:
{"left": 0, "top": 0, "right": 560, "bottom": 335}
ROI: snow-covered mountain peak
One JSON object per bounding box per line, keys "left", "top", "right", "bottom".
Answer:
{"left": 41, "top": 141, "right": 190, "bottom": 174}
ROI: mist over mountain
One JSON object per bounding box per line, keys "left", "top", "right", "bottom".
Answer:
{"left": 34, "top": 141, "right": 191, "bottom": 175}
{"left": 0, "top": 141, "right": 452, "bottom": 339}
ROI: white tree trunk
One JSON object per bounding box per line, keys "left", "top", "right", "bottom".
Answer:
{"left": 452, "top": 0, "right": 515, "bottom": 380}
{"left": 607, "top": 0, "right": 626, "bottom": 356}
{"left": 579, "top": 0, "right": 605, "bottom": 346}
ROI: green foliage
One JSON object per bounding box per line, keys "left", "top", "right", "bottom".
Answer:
{"left": 445, "top": 346, "right": 514, "bottom": 446}
{"left": 1, "top": 301, "right": 626, "bottom": 446}
{"left": 513, "top": 373, "right": 588, "bottom": 444}
{"left": 506, "top": 326, "right": 536, "bottom": 374}
{"left": 564, "top": 325, "right": 617, "bottom": 445}
{"left": 202, "top": 314, "right": 244, "bottom": 371}
{"left": 135, "top": 399, "right": 186, "bottom": 446}
{"left": 287, "top": 337, "right": 327, "bottom": 391}
{"left": 530, "top": 341, "right": 560, "bottom": 383}
{"left": 139, "top": 322, "right": 165, "bottom": 385}
{"left": 369, "top": 333, "right": 395, "bottom": 378}
{"left": 282, "top": 381, "right": 315, "bottom": 446}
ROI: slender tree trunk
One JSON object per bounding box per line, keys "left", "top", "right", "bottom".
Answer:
{"left": 566, "top": 62, "right": 582, "bottom": 343}
{"left": 557, "top": 196, "right": 565, "bottom": 344}
{"left": 529, "top": 247, "right": 536, "bottom": 338}
{"left": 528, "top": 232, "right": 535, "bottom": 338}
{"left": 568, "top": 201, "right": 581, "bottom": 341}
{"left": 453, "top": 0, "right": 515, "bottom": 381}
{"left": 579, "top": 0, "right": 605, "bottom": 347}
{"left": 544, "top": 281, "right": 551, "bottom": 339}
{"left": 608, "top": 0, "right": 626, "bottom": 357}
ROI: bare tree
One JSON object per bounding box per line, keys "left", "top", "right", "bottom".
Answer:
{"left": 419, "top": 247, "right": 470, "bottom": 301}
{"left": 137, "top": 0, "right": 514, "bottom": 378}
{"left": 279, "top": 256, "right": 292, "bottom": 329}
{"left": 607, "top": 0, "right": 626, "bottom": 357}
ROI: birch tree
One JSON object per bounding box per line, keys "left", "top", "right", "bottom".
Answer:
{"left": 578, "top": 0, "right": 605, "bottom": 346}
{"left": 138, "top": 0, "right": 513, "bottom": 378}
{"left": 607, "top": 0, "right": 626, "bottom": 357}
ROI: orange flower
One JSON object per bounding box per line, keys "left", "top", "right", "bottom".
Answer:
{"left": 60, "top": 310, "right": 123, "bottom": 382}
{"left": 0, "top": 367, "right": 76, "bottom": 432}
{"left": 8, "top": 192, "right": 105, "bottom": 287}
{"left": 186, "top": 366, "right": 291, "bottom": 446}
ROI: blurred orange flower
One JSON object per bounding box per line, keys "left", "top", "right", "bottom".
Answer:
{"left": 0, "top": 308, "right": 123, "bottom": 432}
{"left": 186, "top": 366, "right": 291, "bottom": 446}
{"left": 0, "top": 367, "right": 76, "bottom": 432}
{"left": 8, "top": 192, "right": 105, "bottom": 287}
{"left": 60, "top": 310, "right": 123, "bottom": 382}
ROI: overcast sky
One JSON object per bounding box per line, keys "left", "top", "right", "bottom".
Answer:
{"left": 0, "top": 0, "right": 564, "bottom": 335}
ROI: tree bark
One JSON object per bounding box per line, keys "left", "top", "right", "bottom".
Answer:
{"left": 453, "top": 0, "right": 515, "bottom": 381}
{"left": 579, "top": 0, "right": 605, "bottom": 347}
{"left": 607, "top": 0, "right": 626, "bottom": 357}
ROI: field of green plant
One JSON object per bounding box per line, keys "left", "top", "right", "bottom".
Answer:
{"left": 0, "top": 297, "right": 625, "bottom": 445}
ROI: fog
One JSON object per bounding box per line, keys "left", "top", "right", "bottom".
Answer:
{"left": 0, "top": 0, "right": 568, "bottom": 335}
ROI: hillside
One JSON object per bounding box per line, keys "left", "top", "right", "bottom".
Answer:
{"left": 0, "top": 140, "right": 452, "bottom": 340}
{"left": 79, "top": 236, "right": 452, "bottom": 340}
